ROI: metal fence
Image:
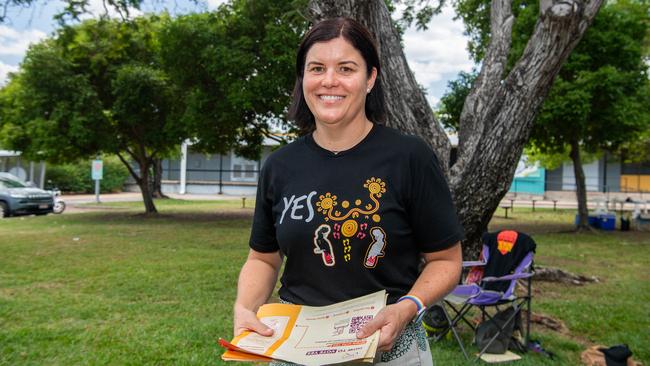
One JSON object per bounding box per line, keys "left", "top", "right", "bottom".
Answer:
{"left": 162, "top": 167, "right": 260, "bottom": 194}
{"left": 540, "top": 176, "right": 649, "bottom": 194}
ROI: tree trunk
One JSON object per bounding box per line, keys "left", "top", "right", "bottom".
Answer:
{"left": 570, "top": 139, "right": 589, "bottom": 229}
{"left": 309, "top": 0, "right": 603, "bottom": 258}
{"left": 138, "top": 159, "right": 158, "bottom": 214}
{"left": 152, "top": 158, "right": 168, "bottom": 199}
{"left": 116, "top": 152, "right": 158, "bottom": 214}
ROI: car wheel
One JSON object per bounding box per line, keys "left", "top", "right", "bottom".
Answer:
{"left": 0, "top": 201, "right": 8, "bottom": 218}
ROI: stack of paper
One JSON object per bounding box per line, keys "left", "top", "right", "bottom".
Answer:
{"left": 220, "top": 290, "right": 387, "bottom": 365}
{"left": 479, "top": 351, "right": 522, "bottom": 363}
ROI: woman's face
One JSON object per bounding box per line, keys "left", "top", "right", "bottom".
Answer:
{"left": 302, "top": 37, "right": 377, "bottom": 128}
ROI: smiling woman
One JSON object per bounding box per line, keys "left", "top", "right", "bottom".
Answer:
{"left": 233, "top": 17, "right": 464, "bottom": 366}
{"left": 302, "top": 37, "right": 377, "bottom": 151}
{"left": 289, "top": 18, "right": 385, "bottom": 136}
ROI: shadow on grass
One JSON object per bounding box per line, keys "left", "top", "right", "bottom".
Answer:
{"left": 66, "top": 209, "right": 255, "bottom": 226}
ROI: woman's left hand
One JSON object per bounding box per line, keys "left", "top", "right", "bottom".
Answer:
{"left": 356, "top": 300, "right": 417, "bottom": 351}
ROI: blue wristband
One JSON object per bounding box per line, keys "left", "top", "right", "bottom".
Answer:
{"left": 397, "top": 295, "right": 427, "bottom": 322}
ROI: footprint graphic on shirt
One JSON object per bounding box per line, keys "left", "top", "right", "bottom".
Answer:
{"left": 364, "top": 227, "right": 387, "bottom": 268}
{"left": 313, "top": 224, "right": 335, "bottom": 266}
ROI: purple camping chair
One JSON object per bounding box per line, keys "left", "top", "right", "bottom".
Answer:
{"left": 432, "top": 230, "right": 536, "bottom": 360}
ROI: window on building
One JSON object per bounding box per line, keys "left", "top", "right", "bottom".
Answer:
{"left": 231, "top": 156, "right": 258, "bottom": 182}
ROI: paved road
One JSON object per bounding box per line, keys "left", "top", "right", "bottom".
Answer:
{"left": 65, "top": 192, "right": 251, "bottom": 205}
{"left": 61, "top": 192, "right": 252, "bottom": 213}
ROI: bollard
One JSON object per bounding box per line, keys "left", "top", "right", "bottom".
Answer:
{"left": 242, "top": 197, "right": 246, "bottom": 209}
{"left": 510, "top": 199, "right": 514, "bottom": 212}
{"left": 532, "top": 200, "right": 536, "bottom": 212}
{"left": 553, "top": 200, "right": 557, "bottom": 211}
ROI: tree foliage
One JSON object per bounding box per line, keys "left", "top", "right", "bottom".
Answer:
{"left": 0, "top": 16, "right": 177, "bottom": 161}
{"left": 159, "top": 0, "right": 308, "bottom": 158}
{"left": 620, "top": 128, "right": 650, "bottom": 163}
{"left": 45, "top": 156, "right": 130, "bottom": 193}
{"left": 437, "top": 70, "right": 476, "bottom": 132}
{"left": 523, "top": 144, "right": 600, "bottom": 170}
{"left": 529, "top": 0, "right": 649, "bottom": 152}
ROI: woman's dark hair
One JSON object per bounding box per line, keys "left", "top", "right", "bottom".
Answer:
{"left": 288, "top": 17, "right": 386, "bottom": 134}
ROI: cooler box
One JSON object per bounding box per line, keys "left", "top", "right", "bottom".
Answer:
{"left": 598, "top": 213, "right": 616, "bottom": 231}
{"left": 575, "top": 215, "right": 600, "bottom": 228}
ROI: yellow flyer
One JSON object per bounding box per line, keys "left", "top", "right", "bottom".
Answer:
{"left": 220, "top": 290, "right": 387, "bottom": 365}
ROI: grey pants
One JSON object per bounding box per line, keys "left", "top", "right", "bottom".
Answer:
{"left": 269, "top": 321, "right": 434, "bottom": 366}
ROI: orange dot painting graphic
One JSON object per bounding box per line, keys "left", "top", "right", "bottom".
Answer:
{"left": 341, "top": 220, "right": 358, "bottom": 237}
{"left": 316, "top": 177, "right": 386, "bottom": 223}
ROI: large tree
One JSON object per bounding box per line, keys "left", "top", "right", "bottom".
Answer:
{"left": 439, "top": 0, "right": 650, "bottom": 229}
{"left": 0, "top": 16, "right": 183, "bottom": 213}
{"left": 308, "top": 0, "right": 605, "bottom": 255}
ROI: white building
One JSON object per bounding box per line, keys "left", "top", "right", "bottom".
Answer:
{"left": 149, "top": 138, "right": 280, "bottom": 196}
{"left": 0, "top": 150, "right": 47, "bottom": 188}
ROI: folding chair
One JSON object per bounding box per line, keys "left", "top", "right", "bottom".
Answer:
{"left": 429, "top": 230, "right": 536, "bottom": 361}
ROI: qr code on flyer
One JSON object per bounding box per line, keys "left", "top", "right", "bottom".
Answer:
{"left": 348, "top": 315, "right": 373, "bottom": 334}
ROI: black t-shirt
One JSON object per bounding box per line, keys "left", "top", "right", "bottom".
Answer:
{"left": 250, "top": 123, "right": 464, "bottom": 306}
{"left": 481, "top": 230, "right": 536, "bottom": 293}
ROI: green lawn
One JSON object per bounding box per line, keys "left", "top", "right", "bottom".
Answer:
{"left": 1, "top": 201, "right": 648, "bottom": 365}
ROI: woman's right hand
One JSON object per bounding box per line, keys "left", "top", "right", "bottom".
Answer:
{"left": 232, "top": 249, "right": 282, "bottom": 337}
{"left": 233, "top": 304, "right": 274, "bottom": 337}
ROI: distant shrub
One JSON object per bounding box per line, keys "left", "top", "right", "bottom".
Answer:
{"left": 45, "top": 164, "right": 87, "bottom": 192}
{"left": 46, "top": 156, "right": 129, "bottom": 193}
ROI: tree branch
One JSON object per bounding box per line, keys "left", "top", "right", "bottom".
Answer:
{"left": 492, "top": 0, "right": 605, "bottom": 139}
{"left": 107, "top": 0, "right": 128, "bottom": 21}
{"left": 453, "top": 0, "right": 514, "bottom": 177}
{"left": 124, "top": 146, "right": 138, "bottom": 162}
{"left": 580, "top": 0, "right": 603, "bottom": 32}
{"left": 101, "top": 0, "right": 110, "bottom": 18}
{"left": 262, "top": 129, "right": 288, "bottom": 144}
{"left": 1, "top": 0, "right": 10, "bottom": 23}
{"left": 116, "top": 151, "right": 141, "bottom": 184}
{"left": 149, "top": 147, "right": 160, "bottom": 161}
